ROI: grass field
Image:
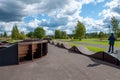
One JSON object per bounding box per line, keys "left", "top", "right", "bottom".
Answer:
{"left": 69, "top": 43, "right": 106, "bottom": 52}
{"left": 70, "top": 43, "right": 80, "bottom": 47}
{"left": 55, "top": 38, "right": 120, "bottom": 52}
{"left": 85, "top": 46, "right": 106, "bottom": 52}
{"left": 0, "top": 38, "right": 22, "bottom": 44}
{"left": 60, "top": 38, "right": 120, "bottom": 47}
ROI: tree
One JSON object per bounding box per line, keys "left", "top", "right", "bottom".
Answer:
{"left": 74, "top": 21, "right": 86, "bottom": 40}
{"left": 11, "top": 25, "right": 20, "bottom": 39}
{"left": 19, "top": 31, "right": 27, "bottom": 39}
{"left": 98, "top": 31, "right": 104, "bottom": 41}
{"left": 26, "top": 31, "right": 34, "bottom": 38}
{"left": 61, "top": 31, "right": 67, "bottom": 39}
{"left": 117, "top": 28, "right": 120, "bottom": 38}
{"left": 111, "top": 17, "right": 119, "bottom": 37}
{"left": 3, "top": 32, "right": 7, "bottom": 38}
{"left": 34, "top": 27, "right": 46, "bottom": 39}
{"left": 0, "top": 33, "right": 3, "bottom": 38}
{"left": 55, "top": 30, "right": 61, "bottom": 39}
{"left": 86, "top": 32, "right": 98, "bottom": 38}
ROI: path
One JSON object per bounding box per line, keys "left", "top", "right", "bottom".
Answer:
{"left": 57, "top": 39, "right": 120, "bottom": 51}
{"left": 0, "top": 44, "right": 120, "bottom": 80}
{"left": 72, "top": 42, "right": 119, "bottom": 51}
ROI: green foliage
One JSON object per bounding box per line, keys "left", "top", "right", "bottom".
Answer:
{"left": 54, "top": 30, "right": 68, "bottom": 39}
{"left": 73, "top": 21, "right": 86, "bottom": 40}
{"left": 26, "top": 31, "right": 34, "bottom": 38}
{"left": 34, "top": 27, "right": 46, "bottom": 39}
{"left": 11, "top": 25, "right": 20, "bottom": 40}
{"left": 55, "top": 30, "right": 61, "bottom": 39}
{"left": 11, "top": 25, "right": 27, "bottom": 40}
{"left": 7, "top": 39, "right": 22, "bottom": 44}
{"left": 0, "top": 33, "right": 3, "bottom": 37}
{"left": 70, "top": 43, "right": 80, "bottom": 46}
{"left": 61, "top": 31, "right": 67, "bottom": 39}
{"left": 118, "top": 28, "right": 120, "bottom": 38}
{"left": 3, "top": 32, "right": 7, "bottom": 37}
{"left": 86, "top": 32, "right": 98, "bottom": 38}
{"left": 86, "top": 46, "right": 106, "bottom": 52}
{"left": 98, "top": 31, "right": 104, "bottom": 40}
{"left": 1, "top": 32, "right": 8, "bottom": 38}
{"left": 111, "top": 17, "right": 119, "bottom": 37}
{"left": 19, "top": 31, "right": 27, "bottom": 39}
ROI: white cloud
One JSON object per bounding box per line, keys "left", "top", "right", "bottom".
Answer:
{"left": 99, "top": 0, "right": 120, "bottom": 26}
{"left": 0, "top": 0, "right": 119, "bottom": 35}
{"left": 43, "top": 27, "right": 54, "bottom": 35}
{"left": 97, "top": 0, "right": 104, "bottom": 3}
{"left": 79, "top": 0, "right": 104, "bottom": 5}
{"left": 0, "top": 0, "right": 100, "bottom": 35}
{"left": 80, "top": 17, "right": 106, "bottom": 33}
{"left": 27, "top": 19, "right": 40, "bottom": 28}
{"left": 81, "top": 0, "right": 94, "bottom": 4}
{"left": 105, "top": 0, "right": 120, "bottom": 8}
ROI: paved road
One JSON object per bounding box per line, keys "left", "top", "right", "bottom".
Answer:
{"left": 0, "top": 44, "right": 120, "bottom": 80}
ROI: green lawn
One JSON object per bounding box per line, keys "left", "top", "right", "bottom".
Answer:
{"left": 85, "top": 46, "right": 106, "bottom": 52}
{"left": 0, "top": 38, "right": 22, "bottom": 44}
{"left": 59, "top": 38, "right": 120, "bottom": 47}
{"left": 80, "top": 39, "right": 120, "bottom": 47}
{"left": 55, "top": 38, "right": 119, "bottom": 52}
{"left": 69, "top": 43, "right": 106, "bottom": 52}
{"left": 70, "top": 43, "right": 80, "bottom": 47}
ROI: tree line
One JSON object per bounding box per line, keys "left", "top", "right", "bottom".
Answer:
{"left": 54, "top": 17, "right": 120, "bottom": 40}
{"left": 11, "top": 25, "right": 46, "bottom": 40}
{"left": 54, "top": 21, "right": 86, "bottom": 40}
{"left": 0, "top": 32, "right": 7, "bottom": 38}
{"left": 0, "top": 16, "right": 119, "bottom": 40}
{"left": 54, "top": 30, "right": 68, "bottom": 39}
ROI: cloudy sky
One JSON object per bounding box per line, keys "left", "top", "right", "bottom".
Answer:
{"left": 0, "top": 0, "right": 120, "bottom": 35}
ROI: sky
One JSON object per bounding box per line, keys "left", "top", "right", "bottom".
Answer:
{"left": 0, "top": 0, "right": 120, "bottom": 35}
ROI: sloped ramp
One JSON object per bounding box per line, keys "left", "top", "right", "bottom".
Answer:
{"left": 53, "top": 41, "right": 58, "bottom": 45}
{"left": 50, "top": 40, "right": 71, "bottom": 49}
{"left": 60, "top": 43, "right": 71, "bottom": 49}
{"left": 90, "top": 52, "right": 120, "bottom": 66}
{"left": 49, "top": 41, "right": 120, "bottom": 67}
{"left": 76, "top": 46, "right": 120, "bottom": 66}
{"left": 76, "top": 46, "right": 94, "bottom": 55}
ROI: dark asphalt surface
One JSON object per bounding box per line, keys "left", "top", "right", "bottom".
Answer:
{"left": 0, "top": 44, "right": 120, "bottom": 80}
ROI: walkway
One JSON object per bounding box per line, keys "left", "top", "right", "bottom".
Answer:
{"left": 0, "top": 44, "right": 120, "bottom": 80}
{"left": 57, "top": 39, "right": 120, "bottom": 51}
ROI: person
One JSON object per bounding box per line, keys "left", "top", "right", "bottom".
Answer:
{"left": 108, "top": 33, "right": 116, "bottom": 53}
